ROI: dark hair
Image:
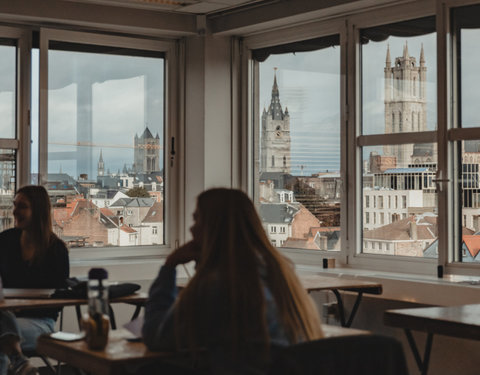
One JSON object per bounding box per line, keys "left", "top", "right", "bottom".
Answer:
{"left": 16, "top": 185, "right": 60, "bottom": 262}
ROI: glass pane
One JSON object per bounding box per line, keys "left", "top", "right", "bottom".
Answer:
{"left": 361, "top": 17, "right": 436, "bottom": 135}
{"left": 0, "top": 149, "right": 16, "bottom": 232}
{"left": 362, "top": 144, "right": 438, "bottom": 257}
{"left": 459, "top": 140, "right": 480, "bottom": 262}
{"left": 0, "top": 43, "right": 16, "bottom": 139}
{"left": 31, "top": 48, "right": 39, "bottom": 184}
{"left": 457, "top": 5, "right": 480, "bottom": 128}
{"left": 47, "top": 43, "right": 164, "bottom": 248}
{"left": 256, "top": 40, "right": 341, "bottom": 251}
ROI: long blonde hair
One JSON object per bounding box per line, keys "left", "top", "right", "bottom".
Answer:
{"left": 175, "top": 188, "right": 323, "bottom": 353}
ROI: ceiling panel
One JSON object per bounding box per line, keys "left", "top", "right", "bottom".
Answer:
{"left": 63, "top": 0, "right": 264, "bottom": 14}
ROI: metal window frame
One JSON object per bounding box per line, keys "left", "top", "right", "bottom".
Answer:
{"left": 37, "top": 28, "right": 182, "bottom": 261}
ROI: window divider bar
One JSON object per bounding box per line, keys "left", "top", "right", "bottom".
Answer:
{"left": 0, "top": 139, "right": 19, "bottom": 149}
{"left": 448, "top": 127, "right": 480, "bottom": 141}
{"left": 357, "top": 131, "right": 437, "bottom": 146}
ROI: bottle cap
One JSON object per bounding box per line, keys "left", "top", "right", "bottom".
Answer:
{"left": 88, "top": 268, "right": 108, "bottom": 280}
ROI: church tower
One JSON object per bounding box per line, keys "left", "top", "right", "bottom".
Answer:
{"left": 261, "top": 69, "right": 291, "bottom": 173}
{"left": 97, "top": 149, "right": 105, "bottom": 177}
{"left": 384, "top": 43, "right": 427, "bottom": 167}
{"left": 134, "top": 127, "right": 161, "bottom": 174}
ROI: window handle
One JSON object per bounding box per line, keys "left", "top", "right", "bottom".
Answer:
{"left": 170, "top": 137, "right": 175, "bottom": 167}
{"left": 433, "top": 171, "right": 449, "bottom": 191}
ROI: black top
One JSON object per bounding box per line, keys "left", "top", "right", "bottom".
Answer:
{"left": 0, "top": 228, "right": 70, "bottom": 320}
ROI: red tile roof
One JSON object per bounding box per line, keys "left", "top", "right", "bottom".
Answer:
{"left": 463, "top": 235, "right": 480, "bottom": 258}
{"left": 364, "top": 215, "right": 437, "bottom": 241}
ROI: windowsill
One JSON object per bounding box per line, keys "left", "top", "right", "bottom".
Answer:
{"left": 296, "top": 264, "right": 480, "bottom": 307}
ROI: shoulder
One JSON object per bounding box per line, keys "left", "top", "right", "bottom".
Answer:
{"left": 48, "top": 235, "right": 68, "bottom": 256}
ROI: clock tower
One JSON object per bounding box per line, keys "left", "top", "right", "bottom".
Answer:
{"left": 261, "top": 69, "right": 291, "bottom": 173}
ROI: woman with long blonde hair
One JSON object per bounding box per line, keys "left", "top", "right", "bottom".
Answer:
{"left": 143, "top": 188, "right": 323, "bottom": 374}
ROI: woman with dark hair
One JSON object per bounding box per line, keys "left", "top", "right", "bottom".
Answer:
{"left": 0, "top": 185, "right": 69, "bottom": 375}
{"left": 142, "top": 188, "right": 323, "bottom": 374}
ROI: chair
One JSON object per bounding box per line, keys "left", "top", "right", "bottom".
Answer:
{"left": 268, "top": 334, "right": 409, "bottom": 375}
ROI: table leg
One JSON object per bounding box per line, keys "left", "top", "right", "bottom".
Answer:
{"left": 130, "top": 304, "right": 142, "bottom": 321}
{"left": 331, "top": 290, "right": 363, "bottom": 327}
{"left": 404, "top": 329, "right": 434, "bottom": 375}
{"left": 75, "top": 306, "right": 82, "bottom": 330}
{"left": 108, "top": 304, "right": 117, "bottom": 330}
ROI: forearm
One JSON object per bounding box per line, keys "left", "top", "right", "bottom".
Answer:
{"left": 142, "top": 265, "right": 178, "bottom": 350}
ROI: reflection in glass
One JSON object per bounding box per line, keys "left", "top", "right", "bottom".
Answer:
{"left": 457, "top": 5, "right": 480, "bottom": 128}
{"left": 0, "top": 44, "right": 16, "bottom": 139}
{"left": 0, "top": 149, "right": 15, "bottom": 232}
{"left": 257, "top": 43, "right": 341, "bottom": 251}
{"left": 47, "top": 45, "right": 164, "bottom": 248}
{"left": 362, "top": 144, "right": 438, "bottom": 257}
{"left": 460, "top": 141, "right": 480, "bottom": 262}
{"left": 361, "top": 17, "right": 436, "bottom": 136}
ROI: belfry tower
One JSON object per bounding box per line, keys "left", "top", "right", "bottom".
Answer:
{"left": 134, "top": 127, "right": 160, "bottom": 174}
{"left": 261, "top": 69, "right": 291, "bottom": 173}
{"left": 97, "top": 149, "right": 105, "bottom": 177}
{"left": 384, "top": 43, "right": 427, "bottom": 167}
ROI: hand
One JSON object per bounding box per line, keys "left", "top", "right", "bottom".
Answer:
{"left": 164, "top": 241, "right": 201, "bottom": 268}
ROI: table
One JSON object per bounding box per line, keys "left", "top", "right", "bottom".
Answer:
{"left": 384, "top": 304, "right": 480, "bottom": 375}
{"left": 299, "top": 275, "right": 383, "bottom": 327}
{"left": 0, "top": 293, "right": 148, "bottom": 330}
{"left": 36, "top": 324, "right": 369, "bottom": 375}
{"left": 37, "top": 329, "right": 169, "bottom": 375}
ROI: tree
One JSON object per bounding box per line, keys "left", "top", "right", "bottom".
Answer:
{"left": 126, "top": 187, "right": 150, "bottom": 198}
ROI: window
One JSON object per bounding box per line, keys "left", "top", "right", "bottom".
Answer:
{"left": 360, "top": 16, "right": 438, "bottom": 258}
{"left": 271, "top": 226, "right": 277, "bottom": 233}
{"left": 243, "top": 3, "right": 480, "bottom": 274}
{"left": 452, "top": 4, "right": 480, "bottom": 263}
{"left": 0, "top": 29, "right": 30, "bottom": 232}
{"left": 41, "top": 30, "right": 167, "bottom": 249}
{"left": 252, "top": 34, "right": 341, "bottom": 251}
{"left": 0, "top": 27, "right": 177, "bottom": 259}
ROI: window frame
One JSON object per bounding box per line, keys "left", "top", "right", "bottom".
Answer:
{"left": 0, "top": 26, "right": 31, "bottom": 189}
{"left": 242, "top": 0, "right": 480, "bottom": 274}
{"left": 243, "top": 18, "right": 348, "bottom": 267}
{"left": 29, "top": 28, "right": 182, "bottom": 262}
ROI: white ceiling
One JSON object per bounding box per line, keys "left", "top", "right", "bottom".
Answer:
{"left": 64, "top": 0, "right": 268, "bottom": 15}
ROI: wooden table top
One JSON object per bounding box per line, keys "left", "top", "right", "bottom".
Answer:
{"left": 299, "top": 274, "right": 383, "bottom": 295}
{"left": 37, "top": 330, "right": 169, "bottom": 375}
{"left": 384, "top": 304, "right": 480, "bottom": 340}
{"left": 178, "top": 275, "right": 382, "bottom": 295}
{"left": 0, "top": 292, "right": 148, "bottom": 311}
{"left": 37, "top": 324, "right": 369, "bottom": 375}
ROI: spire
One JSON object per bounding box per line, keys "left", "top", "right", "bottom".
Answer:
{"left": 420, "top": 43, "right": 425, "bottom": 66}
{"left": 99, "top": 149, "right": 104, "bottom": 163}
{"left": 386, "top": 44, "right": 391, "bottom": 66}
{"left": 403, "top": 41, "right": 409, "bottom": 59}
{"left": 269, "top": 68, "right": 284, "bottom": 121}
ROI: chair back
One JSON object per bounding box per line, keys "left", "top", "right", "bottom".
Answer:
{"left": 268, "top": 334, "right": 408, "bottom": 375}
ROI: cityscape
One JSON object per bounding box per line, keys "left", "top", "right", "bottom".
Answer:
{"left": 0, "top": 128, "right": 164, "bottom": 248}
{"left": 258, "top": 44, "right": 480, "bottom": 262}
